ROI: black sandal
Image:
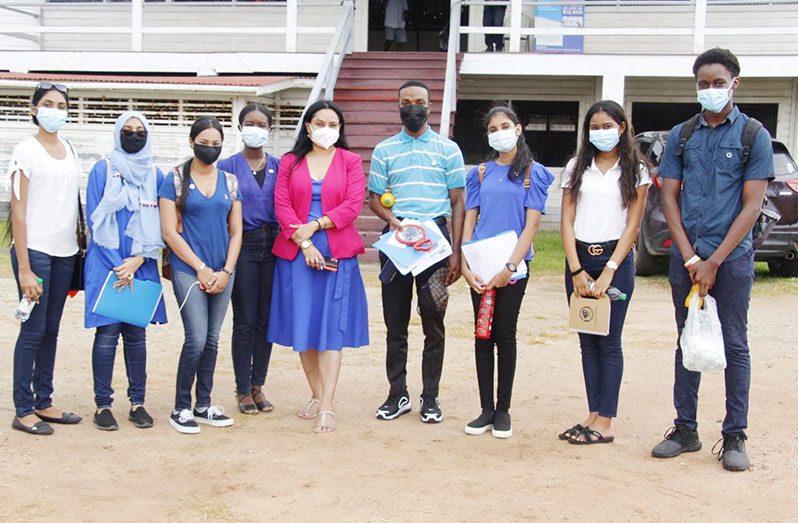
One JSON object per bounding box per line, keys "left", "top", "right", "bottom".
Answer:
{"left": 568, "top": 427, "right": 615, "bottom": 445}
{"left": 251, "top": 387, "right": 274, "bottom": 413}
{"left": 236, "top": 393, "right": 258, "bottom": 415}
{"left": 558, "top": 423, "right": 584, "bottom": 440}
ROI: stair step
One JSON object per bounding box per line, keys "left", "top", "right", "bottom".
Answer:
{"left": 348, "top": 51, "right": 448, "bottom": 61}
{"left": 335, "top": 94, "right": 443, "bottom": 103}
{"left": 344, "top": 111, "right": 442, "bottom": 125}
{"left": 345, "top": 125, "right": 405, "bottom": 137}
{"left": 361, "top": 248, "right": 380, "bottom": 264}
{"left": 359, "top": 230, "right": 383, "bottom": 246}
{"left": 335, "top": 78, "right": 445, "bottom": 90}
{"left": 337, "top": 68, "right": 452, "bottom": 80}
{"left": 355, "top": 214, "right": 385, "bottom": 230}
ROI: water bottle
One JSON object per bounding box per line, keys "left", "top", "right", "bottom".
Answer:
{"left": 14, "top": 277, "right": 44, "bottom": 322}
{"left": 475, "top": 288, "right": 496, "bottom": 339}
{"left": 607, "top": 286, "right": 627, "bottom": 301}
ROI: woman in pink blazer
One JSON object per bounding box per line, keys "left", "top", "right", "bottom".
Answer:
{"left": 268, "top": 100, "right": 369, "bottom": 434}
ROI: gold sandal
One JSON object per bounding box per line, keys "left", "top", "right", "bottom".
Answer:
{"left": 297, "top": 398, "right": 321, "bottom": 419}
{"left": 313, "top": 411, "right": 336, "bottom": 433}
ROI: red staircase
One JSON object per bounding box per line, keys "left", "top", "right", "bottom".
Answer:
{"left": 333, "top": 51, "right": 459, "bottom": 263}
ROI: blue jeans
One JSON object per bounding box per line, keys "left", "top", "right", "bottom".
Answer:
{"left": 171, "top": 269, "right": 234, "bottom": 411}
{"left": 10, "top": 247, "right": 76, "bottom": 418}
{"left": 92, "top": 323, "right": 147, "bottom": 408}
{"left": 231, "top": 226, "right": 276, "bottom": 394}
{"left": 669, "top": 249, "right": 754, "bottom": 434}
{"left": 565, "top": 250, "right": 635, "bottom": 418}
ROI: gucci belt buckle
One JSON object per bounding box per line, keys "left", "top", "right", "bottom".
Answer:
{"left": 587, "top": 244, "right": 604, "bottom": 256}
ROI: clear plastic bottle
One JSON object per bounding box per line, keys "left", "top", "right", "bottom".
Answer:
{"left": 607, "top": 286, "right": 627, "bottom": 301}
{"left": 14, "top": 277, "right": 44, "bottom": 322}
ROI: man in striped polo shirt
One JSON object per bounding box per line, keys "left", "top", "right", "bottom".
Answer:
{"left": 368, "top": 80, "right": 466, "bottom": 424}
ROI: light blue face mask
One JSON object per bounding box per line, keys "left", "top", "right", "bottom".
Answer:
{"left": 35, "top": 106, "right": 68, "bottom": 133}
{"left": 589, "top": 128, "right": 621, "bottom": 152}
{"left": 697, "top": 82, "right": 734, "bottom": 114}
{"left": 241, "top": 126, "right": 269, "bottom": 149}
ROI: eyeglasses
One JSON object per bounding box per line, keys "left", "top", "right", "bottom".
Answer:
{"left": 36, "top": 81, "right": 68, "bottom": 94}
{"left": 121, "top": 129, "right": 148, "bottom": 138}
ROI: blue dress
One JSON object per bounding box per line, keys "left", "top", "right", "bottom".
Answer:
{"left": 268, "top": 179, "right": 369, "bottom": 352}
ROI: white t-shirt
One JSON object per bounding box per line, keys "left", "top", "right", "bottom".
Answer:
{"left": 385, "top": 0, "right": 408, "bottom": 29}
{"left": 7, "top": 136, "right": 80, "bottom": 257}
{"left": 560, "top": 157, "right": 652, "bottom": 243}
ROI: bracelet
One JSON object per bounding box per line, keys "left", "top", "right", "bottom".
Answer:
{"left": 684, "top": 255, "right": 701, "bottom": 268}
{"left": 315, "top": 218, "right": 323, "bottom": 230}
{"left": 221, "top": 268, "right": 233, "bottom": 276}
{"left": 570, "top": 267, "right": 585, "bottom": 277}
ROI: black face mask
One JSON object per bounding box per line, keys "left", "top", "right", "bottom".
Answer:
{"left": 120, "top": 132, "right": 147, "bottom": 154}
{"left": 194, "top": 144, "right": 222, "bottom": 165}
{"left": 400, "top": 104, "right": 429, "bottom": 133}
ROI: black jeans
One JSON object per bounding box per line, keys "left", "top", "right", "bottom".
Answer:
{"left": 469, "top": 267, "right": 528, "bottom": 412}
{"left": 564, "top": 248, "right": 634, "bottom": 418}
{"left": 379, "top": 220, "right": 450, "bottom": 399}
{"left": 483, "top": 6, "right": 507, "bottom": 49}
{"left": 231, "top": 225, "right": 278, "bottom": 394}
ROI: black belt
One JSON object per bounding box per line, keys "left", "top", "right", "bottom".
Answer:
{"left": 397, "top": 216, "right": 448, "bottom": 227}
{"left": 576, "top": 239, "right": 618, "bottom": 256}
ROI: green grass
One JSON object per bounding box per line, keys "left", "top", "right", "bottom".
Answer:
{"left": 531, "top": 230, "right": 566, "bottom": 275}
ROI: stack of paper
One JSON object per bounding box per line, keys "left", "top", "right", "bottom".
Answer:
{"left": 461, "top": 230, "right": 528, "bottom": 282}
{"left": 373, "top": 219, "right": 453, "bottom": 276}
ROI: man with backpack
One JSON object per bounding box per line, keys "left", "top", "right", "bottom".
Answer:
{"left": 651, "top": 48, "right": 774, "bottom": 471}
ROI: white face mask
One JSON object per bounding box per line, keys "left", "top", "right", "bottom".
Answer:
{"left": 588, "top": 128, "right": 621, "bottom": 152}
{"left": 488, "top": 128, "right": 518, "bottom": 153}
{"left": 241, "top": 126, "right": 269, "bottom": 149}
{"left": 309, "top": 126, "right": 339, "bottom": 150}
{"left": 696, "top": 81, "right": 735, "bottom": 114}
{"left": 36, "top": 106, "right": 68, "bottom": 133}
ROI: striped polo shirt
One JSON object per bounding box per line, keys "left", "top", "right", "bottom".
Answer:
{"left": 368, "top": 127, "right": 466, "bottom": 219}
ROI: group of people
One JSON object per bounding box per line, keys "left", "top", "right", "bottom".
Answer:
{"left": 6, "top": 47, "right": 770, "bottom": 472}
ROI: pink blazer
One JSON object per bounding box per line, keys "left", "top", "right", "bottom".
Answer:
{"left": 272, "top": 148, "right": 366, "bottom": 261}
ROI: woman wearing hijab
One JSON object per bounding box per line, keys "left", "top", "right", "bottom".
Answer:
{"left": 84, "top": 111, "right": 167, "bottom": 431}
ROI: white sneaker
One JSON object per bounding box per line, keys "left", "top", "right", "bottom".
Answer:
{"left": 170, "top": 409, "right": 201, "bottom": 434}
{"left": 193, "top": 406, "right": 234, "bottom": 427}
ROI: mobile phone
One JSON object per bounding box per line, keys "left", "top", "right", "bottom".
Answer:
{"left": 322, "top": 256, "right": 339, "bottom": 272}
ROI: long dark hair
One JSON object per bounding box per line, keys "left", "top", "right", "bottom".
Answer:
{"left": 177, "top": 116, "right": 224, "bottom": 211}
{"left": 568, "top": 100, "right": 643, "bottom": 209}
{"left": 483, "top": 104, "right": 534, "bottom": 182}
{"left": 288, "top": 100, "right": 349, "bottom": 172}
{"left": 31, "top": 84, "right": 70, "bottom": 126}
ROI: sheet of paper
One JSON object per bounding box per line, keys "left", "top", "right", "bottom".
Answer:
{"left": 410, "top": 219, "right": 452, "bottom": 276}
{"left": 461, "top": 230, "right": 527, "bottom": 283}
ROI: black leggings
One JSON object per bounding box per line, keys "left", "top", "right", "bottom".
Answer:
{"left": 469, "top": 272, "right": 528, "bottom": 412}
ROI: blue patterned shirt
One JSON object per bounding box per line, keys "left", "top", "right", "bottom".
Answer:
{"left": 658, "top": 106, "right": 774, "bottom": 262}
{"left": 368, "top": 127, "right": 466, "bottom": 219}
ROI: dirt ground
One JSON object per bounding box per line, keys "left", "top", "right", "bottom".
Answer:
{"left": 0, "top": 264, "right": 796, "bottom": 522}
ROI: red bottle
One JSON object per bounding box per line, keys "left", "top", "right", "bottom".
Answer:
{"left": 475, "top": 288, "right": 496, "bottom": 340}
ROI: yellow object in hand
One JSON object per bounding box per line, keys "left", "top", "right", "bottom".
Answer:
{"left": 380, "top": 189, "right": 395, "bottom": 208}
{"left": 685, "top": 284, "right": 704, "bottom": 308}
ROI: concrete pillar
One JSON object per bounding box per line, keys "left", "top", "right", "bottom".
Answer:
{"left": 601, "top": 74, "right": 625, "bottom": 104}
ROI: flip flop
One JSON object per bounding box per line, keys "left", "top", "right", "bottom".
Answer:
{"left": 568, "top": 427, "right": 615, "bottom": 445}
{"left": 558, "top": 423, "right": 584, "bottom": 440}
{"left": 35, "top": 411, "right": 82, "bottom": 424}
{"left": 12, "top": 417, "right": 54, "bottom": 435}
{"left": 236, "top": 393, "right": 258, "bottom": 415}
{"left": 313, "top": 411, "right": 336, "bottom": 434}
{"left": 297, "top": 399, "right": 321, "bottom": 419}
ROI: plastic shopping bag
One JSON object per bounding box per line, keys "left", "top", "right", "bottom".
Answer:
{"left": 680, "top": 292, "right": 726, "bottom": 373}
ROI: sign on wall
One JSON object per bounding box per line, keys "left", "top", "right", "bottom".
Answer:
{"left": 534, "top": 1, "right": 584, "bottom": 54}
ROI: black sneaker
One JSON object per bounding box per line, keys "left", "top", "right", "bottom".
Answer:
{"left": 651, "top": 425, "right": 702, "bottom": 458}
{"left": 93, "top": 408, "right": 118, "bottom": 431}
{"left": 375, "top": 392, "right": 411, "bottom": 420}
{"left": 128, "top": 406, "right": 154, "bottom": 429}
{"left": 193, "top": 406, "right": 234, "bottom": 427}
{"left": 464, "top": 409, "right": 494, "bottom": 435}
{"left": 419, "top": 396, "right": 442, "bottom": 423}
{"left": 170, "top": 409, "right": 200, "bottom": 434}
{"left": 713, "top": 432, "right": 751, "bottom": 472}
{"left": 492, "top": 410, "right": 512, "bottom": 439}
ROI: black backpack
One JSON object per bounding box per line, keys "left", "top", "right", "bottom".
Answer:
{"left": 672, "top": 113, "right": 778, "bottom": 249}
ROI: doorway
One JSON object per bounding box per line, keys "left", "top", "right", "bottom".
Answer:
{"left": 368, "top": 0, "right": 466, "bottom": 52}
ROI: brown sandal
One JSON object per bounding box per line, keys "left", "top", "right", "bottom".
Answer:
{"left": 236, "top": 393, "right": 258, "bottom": 415}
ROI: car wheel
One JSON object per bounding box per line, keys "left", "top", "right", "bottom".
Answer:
{"left": 767, "top": 258, "right": 798, "bottom": 277}
{"left": 634, "top": 228, "right": 663, "bottom": 276}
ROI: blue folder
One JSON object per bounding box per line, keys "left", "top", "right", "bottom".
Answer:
{"left": 372, "top": 221, "right": 444, "bottom": 268}
{"left": 92, "top": 271, "right": 164, "bottom": 328}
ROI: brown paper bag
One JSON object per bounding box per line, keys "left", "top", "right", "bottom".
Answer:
{"left": 569, "top": 293, "right": 611, "bottom": 336}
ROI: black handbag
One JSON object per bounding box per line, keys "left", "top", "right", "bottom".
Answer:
{"left": 70, "top": 193, "right": 87, "bottom": 292}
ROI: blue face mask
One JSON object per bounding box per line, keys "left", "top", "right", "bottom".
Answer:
{"left": 589, "top": 128, "right": 621, "bottom": 152}
{"left": 36, "top": 106, "right": 68, "bottom": 133}
{"left": 697, "top": 82, "right": 734, "bottom": 114}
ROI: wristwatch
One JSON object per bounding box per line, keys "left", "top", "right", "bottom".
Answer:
{"left": 606, "top": 260, "right": 618, "bottom": 271}
{"left": 505, "top": 262, "right": 518, "bottom": 273}
{"left": 221, "top": 268, "right": 233, "bottom": 276}
{"left": 300, "top": 239, "right": 313, "bottom": 250}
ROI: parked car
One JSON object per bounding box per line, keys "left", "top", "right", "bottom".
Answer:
{"left": 635, "top": 132, "right": 798, "bottom": 276}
